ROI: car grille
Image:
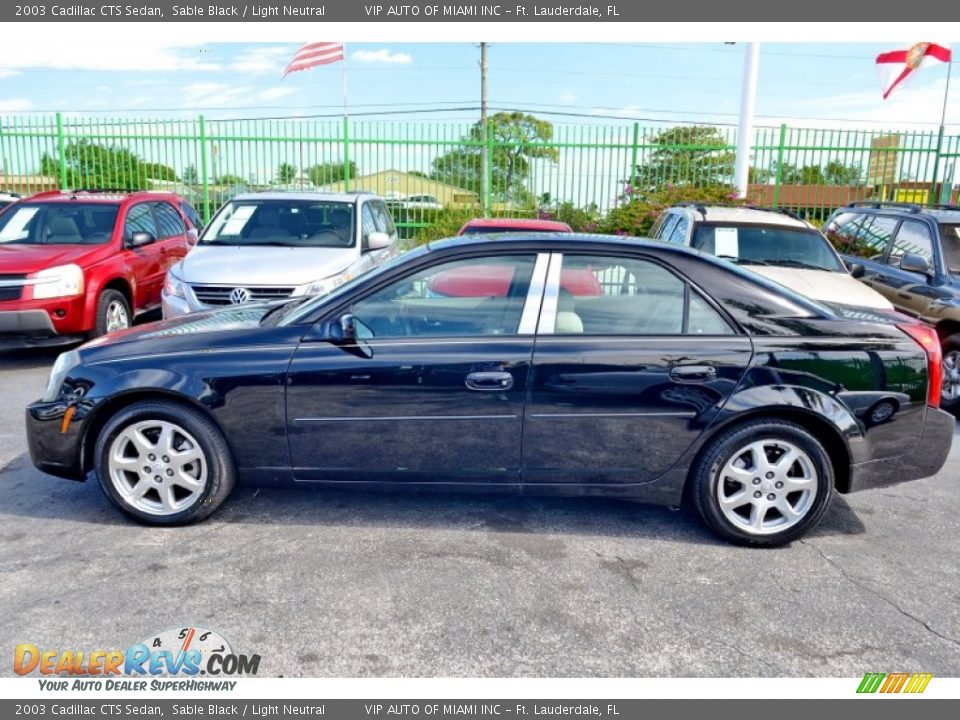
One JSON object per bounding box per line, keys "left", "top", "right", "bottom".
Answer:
{"left": 189, "top": 284, "right": 295, "bottom": 306}
{"left": 0, "top": 275, "right": 26, "bottom": 302}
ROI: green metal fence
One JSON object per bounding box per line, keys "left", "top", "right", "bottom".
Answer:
{"left": 1, "top": 114, "right": 958, "bottom": 236}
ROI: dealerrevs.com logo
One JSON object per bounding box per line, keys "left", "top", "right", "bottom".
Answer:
{"left": 857, "top": 672, "right": 933, "bottom": 694}
{"left": 14, "top": 626, "right": 260, "bottom": 688}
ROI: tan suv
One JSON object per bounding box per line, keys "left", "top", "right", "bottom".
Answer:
{"left": 824, "top": 202, "right": 960, "bottom": 413}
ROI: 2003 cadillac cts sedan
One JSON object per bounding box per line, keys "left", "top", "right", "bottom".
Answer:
{"left": 26, "top": 235, "right": 954, "bottom": 546}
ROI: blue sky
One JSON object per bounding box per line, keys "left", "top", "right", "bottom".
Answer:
{"left": 0, "top": 42, "right": 956, "bottom": 131}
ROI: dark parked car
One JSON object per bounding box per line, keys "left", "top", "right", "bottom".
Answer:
{"left": 824, "top": 202, "right": 960, "bottom": 412}
{"left": 27, "top": 235, "right": 952, "bottom": 546}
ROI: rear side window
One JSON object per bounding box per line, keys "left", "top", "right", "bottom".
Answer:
{"left": 823, "top": 212, "right": 866, "bottom": 255}
{"left": 854, "top": 215, "right": 899, "bottom": 259}
{"left": 152, "top": 202, "right": 186, "bottom": 239}
{"left": 181, "top": 202, "right": 202, "bottom": 229}
{"left": 653, "top": 214, "right": 678, "bottom": 240}
{"left": 125, "top": 203, "right": 158, "bottom": 240}
{"left": 667, "top": 216, "right": 689, "bottom": 244}
{"left": 549, "top": 255, "right": 732, "bottom": 336}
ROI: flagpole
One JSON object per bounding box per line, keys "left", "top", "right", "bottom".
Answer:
{"left": 933, "top": 56, "right": 953, "bottom": 205}
{"left": 342, "top": 45, "right": 350, "bottom": 191}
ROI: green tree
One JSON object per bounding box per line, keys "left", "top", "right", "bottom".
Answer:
{"left": 824, "top": 160, "right": 862, "bottom": 185}
{"left": 41, "top": 141, "right": 150, "bottom": 190}
{"left": 431, "top": 112, "right": 560, "bottom": 204}
{"left": 182, "top": 165, "right": 199, "bottom": 185}
{"left": 141, "top": 162, "right": 178, "bottom": 182}
{"left": 306, "top": 161, "right": 357, "bottom": 187}
{"left": 633, "top": 125, "right": 735, "bottom": 188}
{"left": 276, "top": 162, "right": 297, "bottom": 184}
{"left": 215, "top": 173, "right": 247, "bottom": 186}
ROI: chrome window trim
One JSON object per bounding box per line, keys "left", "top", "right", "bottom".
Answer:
{"left": 517, "top": 252, "right": 551, "bottom": 335}
{"left": 536, "top": 252, "right": 563, "bottom": 335}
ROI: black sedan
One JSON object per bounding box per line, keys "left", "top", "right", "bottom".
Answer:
{"left": 26, "top": 235, "right": 953, "bottom": 546}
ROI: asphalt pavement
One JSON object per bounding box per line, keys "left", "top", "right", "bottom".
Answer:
{"left": 1, "top": 347, "right": 958, "bottom": 677}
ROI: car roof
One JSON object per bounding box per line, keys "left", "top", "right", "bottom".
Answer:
{"left": 837, "top": 203, "right": 960, "bottom": 224}
{"left": 461, "top": 217, "right": 573, "bottom": 231}
{"left": 673, "top": 205, "right": 811, "bottom": 229}
{"left": 23, "top": 189, "right": 186, "bottom": 204}
{"left": 231, "top": 191, "right": 378, "bottom": 203}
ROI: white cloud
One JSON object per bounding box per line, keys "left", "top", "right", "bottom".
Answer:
{"left": 258, "top": 87, "right": 296, "bottom": 101}
{"left": 0, "top": 40, "right": 219, "bottom": 72}
{"left": 229, "top": 46, "right": 296, "bottom": 74}
{"left": 0, "top": 69, "right": 20, "bottom": 79}
{"left": 178, "top": 82, "right": 297, "bottom": 109}
{"left": 559, "top": 91, "right": 577, "bottom": 102}
{"left": 351, "top": 49, "right": 412, "bottom": 65}
{"left": 0, "top": 98, "right": 34, "bottom": 112}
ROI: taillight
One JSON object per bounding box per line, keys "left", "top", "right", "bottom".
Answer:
{"left": 897, "top": 323, "right": 942, "bottom": 408}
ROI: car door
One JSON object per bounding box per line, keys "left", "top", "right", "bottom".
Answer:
{"left": 522, "top": 252, "right": 753, "bottom": 487}
{"left": 151, "top": 201, "right": 191, "bottom": 278}
{"left": 285, "top": 251, "right": 548, "bottom": 483}
{"left": 122, "top": 202, "right": 164, "bottom": 309}
{"left": 872, "top": 218, "right": 942, "bottom": 318}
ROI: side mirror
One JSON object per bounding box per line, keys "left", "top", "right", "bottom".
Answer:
{"left": 900, "top": 253, "right": 932, "bottom": 276}
{"left": 128, "top": 231, "right": 156, "bottom": 248}
{"left": 326, "top": 313, "right": 358, "bottom": 344}
{"left": 847, "top": 262, "right": 865, "bottom": 279}
{"left": 366, "top": 231, "right": 391, "bottom": 251}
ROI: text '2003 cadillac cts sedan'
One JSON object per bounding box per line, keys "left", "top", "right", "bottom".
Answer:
{"left": 26, "top": 235, "right": 953, "bottom": 546}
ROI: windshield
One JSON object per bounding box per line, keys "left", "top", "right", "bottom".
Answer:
{"left": 274, "top": 245, "right": 430, "bottom": 326}
{"left": 0, "top": 203, "right": 119, "bottom": 245}
{"left": 201, "top": 199, "right": 356, "bottom": 248}
{"left": 941, "top": 225, "right": 960, "bottom": 275}
{"left": 692, "top": 224, "right": 845, "bottom": 272}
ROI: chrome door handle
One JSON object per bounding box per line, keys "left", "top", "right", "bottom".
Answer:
{"left": 669, "top": 365, "right": 717, "bottom": 382}
{"left": 465, "top": 371, "right": 514, "bottom": 391}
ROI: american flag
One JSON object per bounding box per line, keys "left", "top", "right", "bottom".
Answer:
{"left": 283, "top": 42, "right": 345, "bottom": 76}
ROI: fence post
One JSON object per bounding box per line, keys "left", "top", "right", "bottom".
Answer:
{"left": 485, "top": 129, "right": 493, "bottom": 214}
{"left": 771, "top": 123, "right": 787, "bottom": 208}
{"left": 198, "top": 114, "right": 210, "bottom": 223}
{"left": 55, "top": 112, "right": 68, "bottom": 190}
{"left": 629, "top": 122, "right": 640, "bottom": 195}
{"left": 931, "top": 125, "right": 948, "bottom": 205}
{"left": 343, "top": 116, "right": 351, "bottom": 192}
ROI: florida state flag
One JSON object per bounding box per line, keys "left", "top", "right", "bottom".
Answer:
{"left": 876, "top": 42, "right": 952, "bottom": 99}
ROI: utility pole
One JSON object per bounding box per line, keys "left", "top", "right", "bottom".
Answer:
{"left": 480, "top": 42, "right": 489, "bottom": 215}
{"left": 734, "top": 42, "right": 760, "bottom": 199}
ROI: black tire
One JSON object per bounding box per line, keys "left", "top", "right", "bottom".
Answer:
{"left": 939, "top": 334, "right": 960, "bottom": 416}
{"left": 94, "top": 400, "right": 235, "bottom": 526}
{"left": 93, "top": 289, "right": 131, "bottom": 338}
{"left": 690, "top": 419, "right": 834, "bottom": 547}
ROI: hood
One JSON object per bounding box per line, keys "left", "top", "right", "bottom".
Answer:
{"left": 82, "top": 304, "right": 277, "bottom": 351}
{"left": 176, "top": 245, "right": 357, "bottom": 286}
{"left": 749, "top": 266, "right": 893, "bottom": 310}
{"left": 0, "top": 243, "right": 108, "bottom": 274}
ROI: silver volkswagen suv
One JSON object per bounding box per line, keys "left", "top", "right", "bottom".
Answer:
{"left": 162, "top": 192, "right": 399, "bottom": 318}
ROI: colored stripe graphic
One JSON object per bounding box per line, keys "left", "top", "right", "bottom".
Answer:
{"left": 857, "top": 672, "right": 932, "bottom": 694}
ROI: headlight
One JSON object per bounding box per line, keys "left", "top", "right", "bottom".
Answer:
{"left": 293, "top": 272, "right": 351, "bottom": 297}
{"left": 42, "top": 350, "right": 80, "bottom": 402}
{"left": 31, "top": 264, "right": 84, "bottom": 300}
{"left": 163, "top": 267, "right": 186, "bottom": 299}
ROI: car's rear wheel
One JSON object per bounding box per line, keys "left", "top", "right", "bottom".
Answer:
{"left": 691, "top": 420, "right": 834, "bottom": 547}
{"left": 94, "top": 289, "right": 131, "bottom": 337}
{"left": 94, "top": 400, "right": 235, "bottom": 525}
{"left": 939, "top": 335, "right": 960, "bottom": 415}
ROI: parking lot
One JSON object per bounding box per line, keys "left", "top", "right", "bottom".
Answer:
{"left": 1, "top": 346, "right": 959, "bottom": 678}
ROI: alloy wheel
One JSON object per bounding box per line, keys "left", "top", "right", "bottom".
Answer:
{"left": 715, "top": 439, "right": 818, "bottom": 536}
{"left": 107, "top": 420, "right": 207, "bottom": 516}
{"left": 105, "top": 300, "right": 130, "bottom": 334}
{"left": 942, "top": 351, "right": 960, "bottom": 402}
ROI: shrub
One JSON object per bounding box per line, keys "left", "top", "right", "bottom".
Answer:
{"left": 599, "top": 184, "right": 746, "bottom": 237}
{"left": 410, "top": 208, "right": 478, "bottom": 246}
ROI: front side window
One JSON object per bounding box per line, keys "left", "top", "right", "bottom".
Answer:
{"left": 692, "top": 224, "right": 845, "bottom": 272}
{"left": 854, "top": 215, "right": 899, "bottom": 260}
{"left": 547, "top": 255, "right": 731, "bottom": 336}
{"left": 360, "top": 203, "right": 378, "bottom": 249}
{"left": 668, "top": 216, "right": 690, "bottom": 244}
{"left": 823, "top": 212, "right": 867, "bottom": 256}
{"left": 201, "top": 200, "right": 355, "bottom": 248}
{"left": 940, "top": 224, "right": 960, "bottom": 275}
{"left": 350, "top": 255, "right": 537, "bottom": 339}
{"left": 655, "top": 214, "right": 679, "bottom": 241}
{"left": 125, "top": 203, "right": 158, "bottom": 240}
{"left": 152, "top": 202, "right": 186, "bottom": 239}
{"left": 371, "top": 200, "right": 396, "bottom": 235}
{"left": 0, "top": 203, "right": 119, "bottom": 245}
{"left": 889, "top": 219, "right": 935, "bottom": 267}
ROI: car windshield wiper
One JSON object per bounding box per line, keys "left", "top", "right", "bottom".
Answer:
{"left": 764, "top": 259, "right": 828, "bottom": 271}
{"left": 715, "top": 255, "right": 768, "bottom": 266}
{"left": 259, "top": 296, "right": 309, "bottom": 326}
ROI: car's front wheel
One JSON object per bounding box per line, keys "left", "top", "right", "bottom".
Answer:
{"left": 691, "top": 420, "right": 834, "bottom": 547}
{"left": 94, "top": 289, "right": 131, "bottom": 337}
{"left": 94, "top": 400, "right": 235, "bottom": 525}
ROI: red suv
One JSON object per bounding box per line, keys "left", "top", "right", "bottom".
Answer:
{"left": 0, "top": 190, "right": 199, "bottom": 349}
